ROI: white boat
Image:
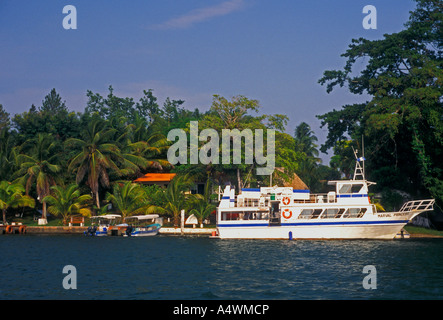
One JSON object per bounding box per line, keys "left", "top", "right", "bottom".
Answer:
{"left": 85, "top": 214, "right": 122, "bottom": 236}
{"left": 123, "top": 215, "right": 161, "bottom": 237}
{"left": 215, "top": 155, "right": 435, "bottom": 240}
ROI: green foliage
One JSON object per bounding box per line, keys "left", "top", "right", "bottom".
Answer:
{"left": 14, "top": 133, "right": 61, "bottom": 218}
{"left": 157, "top": 175, "right": 195, "bottom": 226}
{"left": 317, "top": 0, "right": 443, "bottom": 205}
{"left": 43, "top": 184, "right": 92, "bottom": 225}
{"left": 0, "top": 180, "right": 35, "bottom": 224}
{"left": 105, "top": 181, "right": 153, "bottom": 220}
{"left": 65, "top": 118, "right": 124, "bottom": 208}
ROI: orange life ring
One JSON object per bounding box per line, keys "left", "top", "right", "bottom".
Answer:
{"left": 19, "top": 225, "right": 27, "bottom": 234}
{"left": 282, "top": 197, "right": 290, "bottom": 205}
{"left": 5, "top": 225, "right": 13, "bottom": 234}
{"left": 282, "top": 209, "right": 292, "bottom": 219}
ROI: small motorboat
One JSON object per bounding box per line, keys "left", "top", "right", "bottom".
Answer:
{"left": 84, "top": 214, "right": 122, "bottom": 236}
{"left": 123, "top": 215, "right": 161, "bottom": 237}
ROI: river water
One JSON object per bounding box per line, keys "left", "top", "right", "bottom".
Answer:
{"left": 1, "top": 235, "right": 442, "bottom": 300}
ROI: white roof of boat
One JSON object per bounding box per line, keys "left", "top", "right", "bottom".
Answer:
{"left": 92, "top": 214, "right": 121, "bottom": 219}
{"left": 126, "top": 214, "right": 159, "bottom": 220}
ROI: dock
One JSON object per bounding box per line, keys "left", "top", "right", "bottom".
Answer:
{"left": 1, "top": 225, "right": 216, "bottom": 236}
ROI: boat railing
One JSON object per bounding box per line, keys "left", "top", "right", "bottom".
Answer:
{"left": 399, "top": 199, "right": 435, "bottom": 213}
{"left": 293, "top": 193, "right": 336, "bottom": 204}
{"left": 234, "top": 193, "right": 337, "bottom": 207}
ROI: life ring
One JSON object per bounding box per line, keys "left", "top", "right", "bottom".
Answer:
{"left": 19, "top": 225, "right": 27, "bottom": 234}
{"left": 282, "top": 209, "right": 292, "bottom": 219}
{"left": 5, "top": 225, "right": 13, "bottom": 234}
{"left": 282, "top": 197, "right": 290, "bottom": 205}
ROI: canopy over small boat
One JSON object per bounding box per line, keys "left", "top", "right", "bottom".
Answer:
{"left": 126, "top": 214, "right": 159, "bottom": 220}
{"left": 91, "top": 214, "right": 122, "bottom": 220}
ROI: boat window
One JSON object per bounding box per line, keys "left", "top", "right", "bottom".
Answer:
{"left": 222, "top": 212, "right": 239, "bottom": 220}
{"left": 311, "top": 209, "right": 323, "bottom": 219}
{"left": 357, "top": 208, "right": 367, "bottom": 218}
{"left": 339, "top": 184, "right": 364, "bottom": 194}
{"left": 343, "top": 208, "right": 366, "bottom": 218}
{"left": 339, "top": 184, "right": 352, "bottom": 194}
{"left": 322, "top": 208, "right": 338, "bottom": 219}
{"left": 335, "top": 208, "right": 346, "bottom": 218}
{"left": 351, "top": 184, "right": 364, "bottom": 193}
{"left": 243, "top": 212, "right": 266, "bottom": 220}
{"left": 298, "top": 209, "right": 313, "bottom": 219}
{"left": 221, "top": 211, "right": 269, "bottom": 221}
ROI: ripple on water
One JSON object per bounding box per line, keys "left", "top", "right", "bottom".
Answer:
{"left": 1, "top": 235, "right": 443, "bottom": 299}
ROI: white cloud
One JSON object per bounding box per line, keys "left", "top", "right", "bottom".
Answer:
{"left": 150, "top": 0, "right": 246, "bottom": 30}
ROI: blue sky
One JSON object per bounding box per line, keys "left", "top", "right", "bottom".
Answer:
{"left": 0, "top": 0, "right": 417, "bottom": 160}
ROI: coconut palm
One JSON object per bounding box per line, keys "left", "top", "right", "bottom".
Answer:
{"left": 43, "top": 184, "right": 92, "bottom": 225}
{"left": 0, "top": 181, "right": 35, "bottom": 224}
{"left": 105, "top": 181, "right": 153, "bottom": 220}
{"left": 188, "top": 178, "right": 215, "bottom": 228}
{"left": 113, "top": 123, "right": 150, "bottom": 179}
{"left": 160, "top": 175, "right": 194, "bottom": 227}
{"left": 189, "top": 200, "right": 215, "bottom": 228}
{"left": 65, "top": 118, "right": 123, "bottom": 209}
{"left": 14, "top": 133, "right": 61, "bottom": 219}
{"left": 122, "top": 119, "right": 171, "bottom": 172}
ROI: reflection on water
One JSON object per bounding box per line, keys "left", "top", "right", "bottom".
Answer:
{"left": 0, "top": 235, "right": 443, "bottom": 299}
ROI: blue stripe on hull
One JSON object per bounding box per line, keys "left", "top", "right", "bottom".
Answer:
{"left": 218, "top": 220, "right": 408, "bottom": 228}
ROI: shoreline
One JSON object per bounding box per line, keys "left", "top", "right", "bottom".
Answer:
{"left": 2, "top": 226, "right": 443, "bottom": 238}
{"left": 1, "top": 226, "right": 216, "bottom": 236}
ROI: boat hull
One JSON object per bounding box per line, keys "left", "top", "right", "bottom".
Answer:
{"left": 217, "top": 220, "right": 409, "bottom": 240}
{"left": 130, "top": 229, "right": 160, "bottom": 237}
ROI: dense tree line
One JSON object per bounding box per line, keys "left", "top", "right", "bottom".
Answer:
{"left": 317, "top": 0, "right": 442, "bottom": 211}
{"left": 0, "top": 87, "right": 331, "bottom": 224}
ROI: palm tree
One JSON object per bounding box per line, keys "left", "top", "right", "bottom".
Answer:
{"left": 14, "top": 133, "right": 61, "bottom": 219}
{"left": 0, "top": 181, "right": 35, "bottom": 224}
{"left": 294, "top": 122, "right": 320, "bottom": 159}
{"left": 43, "top": 184, "right": 92, "bottom": 225}
{"left": 122, "top": 117, "right": 172, "bottom": 172}
{"left": 113, "top": 123, "right": 150, "bottom": 179}
{"left": 135, "top": 132, "right": 171, "bottom": 172}
{"left": 188, "top": 178, "right": 216, "bottom": 228}
{"left": 65, "top": 118, "right": 123, "bottom": 209}
{"left": 105, "top": 181, "right": 152, "bottom": 220}
{"left": 294, "top": 122, "right": 322, "bottom": 189}
{"left": 160, "top": 175, "right": 194, "bottom": 227}
{"left": 189, "top": 200, "right": 215, "bottom": 228}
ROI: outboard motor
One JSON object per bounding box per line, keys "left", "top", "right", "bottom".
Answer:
{"left": 125, "top": 225, "right": 133, "bottom": 236}
{"left": 85, "top": 226, "right": 93, "bottom": 236}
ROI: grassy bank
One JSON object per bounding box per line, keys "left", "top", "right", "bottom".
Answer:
{"left": 404, "top": 225, "right": 443, "bottom": 238}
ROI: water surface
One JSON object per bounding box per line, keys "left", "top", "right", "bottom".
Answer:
{"left": 1, "top": 235, "right": 442, "bottom": 300}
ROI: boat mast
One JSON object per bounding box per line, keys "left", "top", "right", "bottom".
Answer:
{"left": 352, "top": 147, "right": 366, "bottom": 181}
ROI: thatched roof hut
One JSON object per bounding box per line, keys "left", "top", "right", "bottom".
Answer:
{"left": 283, "top": 172, "right": 309, "bottom": 190}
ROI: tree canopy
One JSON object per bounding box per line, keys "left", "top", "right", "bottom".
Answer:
{"left": 317, "top": 0, "right": 442, "bottom": 208}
